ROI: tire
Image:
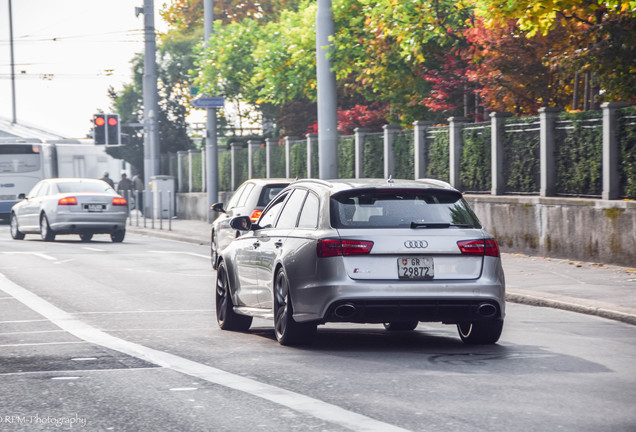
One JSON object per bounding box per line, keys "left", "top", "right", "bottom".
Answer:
{"left": 79, "top": 233, "right": 94, "bottom": 242}
{"left": 383, "top": 321, "right": 419, "bottom": 331}
{"left": 210, "top": 231, "right": 218, "bottom": 270}
{"left": 10, "top": 213, "right": 25, "bottom": 240}
{"left": 40, "top": 214, "right": 56, "bottom": 241}
{"left": 274, "top": 269, "right": 317, "bottom": 346}
{"left": 215, "top": 261, "right": 252, "bottom": 331}
{"left": 457, "top": 319, "right": 504, "bottom": 345}
{"left": 111, "top": 230, "right": 125, "bottom": 243}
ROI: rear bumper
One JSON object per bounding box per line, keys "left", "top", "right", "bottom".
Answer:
{"left": 50, "top": 213, "right": 127, "bottom": 234}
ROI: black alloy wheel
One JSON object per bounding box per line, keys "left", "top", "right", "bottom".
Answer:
{"left": 457, "top": 319, "right": 504, "bottom": 345}
{"left": 273, "top": 269, "right": 317, "bottom": 346}
{"left": 215, "top": 261, "right": 252, "bottom": 331}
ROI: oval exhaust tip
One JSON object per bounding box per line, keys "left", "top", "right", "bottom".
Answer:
{"left": 334, "top": 303, "right": 357, "bottom": 319}
{"left": 478, "top": 303, "right": 497, "bottom": 318}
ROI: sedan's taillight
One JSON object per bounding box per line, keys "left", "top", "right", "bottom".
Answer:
{"left": 249, "top": 210, "right": 262, "bottom": 222}
{"left": 112, "top": 197, "right": 127, "bottom": 206}
{"left": 58, "top": 197, "right": 77, "bottom": 206}
{"left": 457, "top": 239, "right": 500, "bottom": 257}
{"left": 317, "top": 239, "right": 374, "bottom": 257}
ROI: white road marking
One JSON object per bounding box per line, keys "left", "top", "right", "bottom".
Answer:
{"left": 1, "top": 251, "right": 56, "bottom": 261}
{"left": 0, "top": 273, "right": 410, "bottom": 432}
{"left": 82, "top": 247, "right": 106, "bottom": 252}
{"left": 149, "top": 250, "right": 210, "bottom": 259}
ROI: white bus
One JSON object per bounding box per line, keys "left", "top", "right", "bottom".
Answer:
{"left": 0, "top": 138, "right": 130, "bottom": 220}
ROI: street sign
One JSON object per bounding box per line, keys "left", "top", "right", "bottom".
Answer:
{"left": 192, "top": 97, "right": 224, "bottom": 108}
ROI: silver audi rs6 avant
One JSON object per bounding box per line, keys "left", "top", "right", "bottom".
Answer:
{"left": 215, "top": 178, "right": 505, "bottom": 346}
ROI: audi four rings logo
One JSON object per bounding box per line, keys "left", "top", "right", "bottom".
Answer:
{"left": 404, "top": 240, "right": 428, "bottom": 248}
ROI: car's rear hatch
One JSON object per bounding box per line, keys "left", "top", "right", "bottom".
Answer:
{"left": 335, "top": 228, "right": 487, "bottom": 280}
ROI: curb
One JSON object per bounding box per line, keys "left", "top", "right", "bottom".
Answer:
{"left": 506, "top": 292, "right": 636, "bottom": 326}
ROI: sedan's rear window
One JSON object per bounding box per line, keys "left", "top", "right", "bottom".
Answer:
{"left": 56, "top": 182, "right": 115, "bottom": 194}
{"left": 331, "top": 188, "right": 481, "bottom": 229}
{"left": 257, "top": 184, "right": 288, "bottom": 207}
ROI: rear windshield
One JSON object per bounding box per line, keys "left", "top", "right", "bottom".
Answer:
{"left": 56, "top": 182, "right": 116, "bottom": 194}
{"left": 257, "top": 184, "right": 288, "bottom": 207}
{"left": 331, "top": 188, "right": 481, "bottom": 229}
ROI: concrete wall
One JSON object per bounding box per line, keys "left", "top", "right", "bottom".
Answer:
{"left": 466, "top": 195, "right": 636, "bottom": 267}
{"left": 177, "top": 192, "right": 636, "bottom": 267}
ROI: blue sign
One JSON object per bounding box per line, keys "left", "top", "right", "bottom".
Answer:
{"left": 192, "top": 97, "right": 224, "bottom": 108}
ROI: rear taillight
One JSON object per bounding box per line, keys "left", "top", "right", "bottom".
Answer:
{"left": 112, "top": 197, "right": 127, "bottom": 206}
{"left": 58, "top": 197, "right": 77, "bottom": 206}
{"left": 249, "top": 210, "right": 262, "bottom": 222}
{"left": 317, "top": 239, "right": 374, "bottom": 257}
{"left": 457, "top": 239, "right": 500, "bottom": 257}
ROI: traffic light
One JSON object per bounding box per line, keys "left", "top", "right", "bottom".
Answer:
{"left": 106, "top": 114, "right": 120, "bottom": 145}
{"left": 93, "top": 113, "right": 120, "bottom": 145}
{"left": 93, "top": 114, "right": 106, "bottom": 144}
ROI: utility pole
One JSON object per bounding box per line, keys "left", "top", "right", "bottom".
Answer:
{"left": 204, "top": 0, "right": 218, "bottom": 221}
{"left": 316, "top": 0, "right": 338, "bottom": 179}
{"left": 8, "top": 0, "right": 17, "bottom": 124}
{"left": 136, "top": 0, "right": 160, "bottom": 214}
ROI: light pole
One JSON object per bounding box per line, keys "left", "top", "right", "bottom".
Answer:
{"left": 204, "top": 0, "right": 218, "bottom": 222}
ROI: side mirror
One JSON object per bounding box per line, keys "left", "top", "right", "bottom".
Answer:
{"left": 211, "top": 202, "right": 226, "bottom": 213}
{"left": 229, "top": 215, "right": 252, "bottom": 231}
{"left": 18, "top": 193, "right": 26, "bottom": 200}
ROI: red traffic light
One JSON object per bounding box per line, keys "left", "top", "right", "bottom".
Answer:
{"left": 108, "top": 117, "right": 118, "bottom": 126}
{"left": 94, "top": 116, "right": 106, "bottom": 126}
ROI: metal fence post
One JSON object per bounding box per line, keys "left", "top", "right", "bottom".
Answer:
{"left": 602, "top": 102, "right": 629, "bottom": 200}
{"left": 306, "top": 133, "right": 317, "bottom": 179}
{"left": 230, "top": 142, "right": 238, "bottom": 191}
{"left": 490, "top": 112, "right": 512, "bottom": 195}
{"left": 284, "top": 136, "right": 293, "bottom": 178}
{"left": 177, "top": 151, "right": 186, "bottom": 192}
{"left": 354, "top": 128, "right": 368, "bottom": 179}
{"left": 188, "top": 149, "right": 194, "bottom": 193}
{"left": 201, "top": 147, "right": 206, "bottom": 193}
{"left": 247, "top": 140, "right": 258, "bottom": 179}
{"left": 539, "top": 107, "right": 561, "bottom": 197}
{"left": 448, "top": 117, "right": 468, "bottom": 188}
{"left": 383, "top": 125, "right": 402, "bottom": 179}
{"left": 413, "top": 121, "right": 433, "bottom": 179}
{"left": 265, "top": 138, "right": 274, "bottom": 178}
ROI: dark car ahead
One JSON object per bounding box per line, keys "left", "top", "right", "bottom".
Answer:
{"left": 210, "top": 178, "right": 291, "bottom": 268}
{"left": 214, "top": 178, "right": 506, "bottom": 346}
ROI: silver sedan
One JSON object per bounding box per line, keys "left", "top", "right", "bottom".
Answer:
{"left": 215, "top": 178, "right": 506, "bottom": 346}
{"left": 10, "top": 178, "right": 128, "bottom": 242}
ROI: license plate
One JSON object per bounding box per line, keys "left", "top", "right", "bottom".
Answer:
{"left": 397, "top": 256, "right": 434, "bottom": 279}
{"left": 86, "top": 204, "right": 103, "bottom": 212}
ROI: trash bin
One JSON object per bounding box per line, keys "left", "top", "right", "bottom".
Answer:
{"left": 150, "top": 175, "right": 175, "bottom": 219}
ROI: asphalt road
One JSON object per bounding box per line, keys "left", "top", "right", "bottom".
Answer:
{"left": 1, "top": 228, "right": 635, "bottom": 432}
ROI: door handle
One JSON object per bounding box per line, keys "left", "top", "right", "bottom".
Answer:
{"left": 274, "top": 240, "right": 283, "bottom": 248}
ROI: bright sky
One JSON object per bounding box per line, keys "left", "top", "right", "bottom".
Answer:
{"left": 0, "top": 0, "right": 168, "bottom": 138}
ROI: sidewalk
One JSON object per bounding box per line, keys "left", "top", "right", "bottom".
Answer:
{"left": 126, "top": 216, "right": 636, "bottom": 326}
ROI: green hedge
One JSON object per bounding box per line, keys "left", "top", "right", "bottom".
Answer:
{"left": 503, "top": 117, "right": 540, "bottom": 194}
{"left": 619, "top": 106, "right": 636, "bottom": 199}
{"left": 219, "top": 149, "right": 232, "bottom": 191}
{"left": 394, "top": 131, "right": 414, "bottom": 179}
{"left": 425, "top": 128, "right": 449, "bottom": 182}
{"left": 338, "top": 136, "right": 355, "bottom": 178}
{"left": 554, "top": 111, "right": 602, "bottom": 197}
{"left": 290, "top": 140, "right": 307, "bottom": 178}
{"left": 363, "top": 133, "right": 384, "bottom": 177}
{"left": 461, "top": 124, "right": 491, "bottom": 192}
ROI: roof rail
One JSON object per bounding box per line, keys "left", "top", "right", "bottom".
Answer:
{"left": 291, "top": 178, "right": 334, "bottom": 188}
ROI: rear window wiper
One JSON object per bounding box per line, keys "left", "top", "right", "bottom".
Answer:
{"left": 410, "top": 222, "right": 474, "bottom": 229}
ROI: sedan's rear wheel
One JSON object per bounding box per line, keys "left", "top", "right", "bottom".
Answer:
{"left": 110, "top": 230, "right": 125, "bottom": 243}
{"left": 457, "top": 319, "right": 503, "bottom": 345}
{"left": 79, "top": 233, "right": 94, "bottom": 242}
{"left": 215, "top": 261, "right": 252, "bottom": 331}
{"left": 274, "top": 269, "right": 316, "bottom": 346}
{"left": 10, "top": 213, "right": 25, "bottom": 240}
{"left": 383, "top": 321, "right": 419, "bottom": 331}
{"left": 40, "top": 214, "right": 56, "bottom": 242}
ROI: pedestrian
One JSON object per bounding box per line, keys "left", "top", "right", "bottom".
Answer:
{"left": 100, "top": 171, "right": 115, "bottom": 188}
{"left": 132, "top": 174, "right": 144, "bottom": 215}
{"left": 117, "top": 173, "right": 133, "bottom": 201}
